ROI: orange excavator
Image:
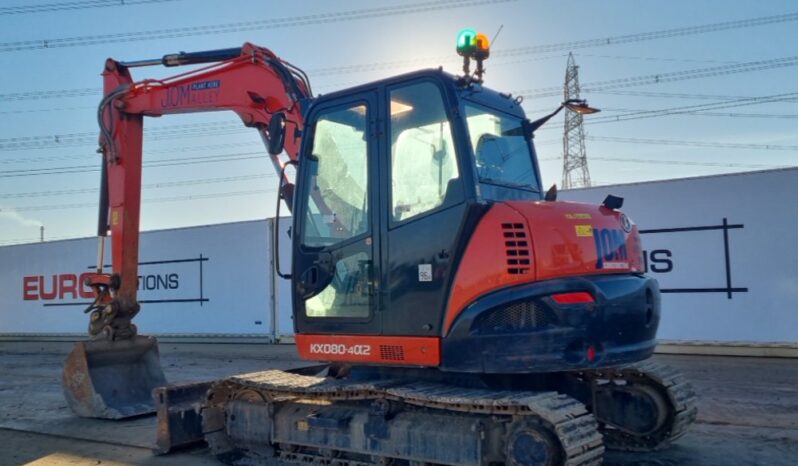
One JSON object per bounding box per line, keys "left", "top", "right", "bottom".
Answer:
{"left": 63, "top": 33, "right": 696, "bottom": 466}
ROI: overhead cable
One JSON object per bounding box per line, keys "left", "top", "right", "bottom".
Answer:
{"left": 0, "top": 0, "right": 179, "bottom": 16}
{"left": 519, "top": 56, "right": 798, "bottom": 99}
{"left": 0, "top": 0, "right": 516, "bottom": 52}
{"left": 586, "top": 136, "right": 798, "bottom": 151}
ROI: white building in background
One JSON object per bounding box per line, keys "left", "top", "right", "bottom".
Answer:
{"left": 0, "top": 219, "right": 294, "bottom": 342}
{"left": 1, "top": 168, "right": 796, "bottom": 352}
{"left": 560, "top": 167, "right": 798, "bottom": 349}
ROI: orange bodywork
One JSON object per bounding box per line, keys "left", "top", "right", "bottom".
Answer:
{"left": 443, "top": 204, "right": 535, "bottom": 334}
{"left": 443, "top": 200, "right": 644, "bottom": 334}
{"left": 296, "top": 334, "right": 441, "bottom": 366}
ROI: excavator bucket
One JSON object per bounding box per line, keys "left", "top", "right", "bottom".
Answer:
{"left": 62, "top": 335, "right": 167, "bottom": 419}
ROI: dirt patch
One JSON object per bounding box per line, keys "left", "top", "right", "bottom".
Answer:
{"left": 1, "top": 342, "right": 796, "bottom": 465}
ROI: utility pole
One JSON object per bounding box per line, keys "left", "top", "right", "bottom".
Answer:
{"left": 562, "top": 53, "right": 591, "bottom": 189}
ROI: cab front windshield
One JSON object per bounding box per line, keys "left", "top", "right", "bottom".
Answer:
{"left": 465, "top": 103, "right": 539, "bottom": 192}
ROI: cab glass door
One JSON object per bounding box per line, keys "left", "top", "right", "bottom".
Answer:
{"left": 293, "top": 94, "right": 379, "bottom": 334}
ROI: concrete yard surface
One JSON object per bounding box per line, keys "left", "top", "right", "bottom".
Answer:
{"left": 1, "top": 341, "right": 797, "bottom": 466}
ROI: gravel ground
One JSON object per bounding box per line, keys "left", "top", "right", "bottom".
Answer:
{"left": 1, "top": 341, "right": 796, "bottom": 466}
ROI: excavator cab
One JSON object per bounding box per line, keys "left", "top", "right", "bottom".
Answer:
{"left": 290, "top": 68, "right": 659, "bottom": 374}
{"left": 291, "top": 70, "right": 544, "bottom": 341}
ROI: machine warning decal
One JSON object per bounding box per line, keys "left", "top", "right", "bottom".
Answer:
{"left": 418, "top": 264, "right": 432, "bottom": 282}
{"left": 575, "top": 225, "right": 594, "bottom": 237}
{"left": 565, "top": 213, "right": 592, "bottom": 220}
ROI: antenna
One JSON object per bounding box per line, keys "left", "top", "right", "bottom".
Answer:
{"left": 491, "top": 24, "right": 504, "bottom": 48}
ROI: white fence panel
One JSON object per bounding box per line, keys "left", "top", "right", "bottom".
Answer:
{"left": 561, "top": 168, "right": 798, "bottom": 343}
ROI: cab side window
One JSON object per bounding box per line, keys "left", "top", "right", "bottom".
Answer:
{"left": 302, "top": 105, "right": 369, "bottom": 247}
{"left": 389, "top": 82, "right": 462, "bottom": 222}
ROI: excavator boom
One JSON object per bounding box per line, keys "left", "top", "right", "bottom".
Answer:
{"left": 63, "top": 43, "right": 311, "bottom": 419}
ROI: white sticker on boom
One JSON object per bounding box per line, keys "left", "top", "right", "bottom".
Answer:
{"left": 418, "top": 264, "right": 432, "bottom": 282}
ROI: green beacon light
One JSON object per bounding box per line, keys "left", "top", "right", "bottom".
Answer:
{"left": 456, "top": 28, "right": 477, "bottom": 56}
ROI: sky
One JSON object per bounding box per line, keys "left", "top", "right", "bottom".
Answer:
{"left": 0, "top": 0, "right": 796, "bottom": 246}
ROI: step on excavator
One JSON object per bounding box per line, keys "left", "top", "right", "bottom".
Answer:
{"left": 62, "top": 31, "right": 696, "bottom": 465}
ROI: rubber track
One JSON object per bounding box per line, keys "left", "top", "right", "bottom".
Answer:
{"left": 585, "top": 361, "right": 697, "bottom": 451}
{"left": 220, "top": 370, "right": 605, "bottom": 466}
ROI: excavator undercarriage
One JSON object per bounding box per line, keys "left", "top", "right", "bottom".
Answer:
{"left": 184, "top": 361, "right": 696, "bottom": 466}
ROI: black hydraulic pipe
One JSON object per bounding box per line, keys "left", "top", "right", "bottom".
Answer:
{"left": 97, "top": 158, "right": 109, "bottom": 237}
{"left": 162, "top": 47, "right": 242, "bottom": 67}
{"left": 119, "top": 47, "right": 242, "bottom": 68}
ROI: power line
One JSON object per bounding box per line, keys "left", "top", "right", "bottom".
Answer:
{"left": 586, "top": 90, "right": 774, "bottom": 101}
{"left": 0, "top": 151, "right": 269, "bottom": 178}
{"left": 540, "top": 155, "right": 790, "bottom": 169}
{"left": 0, "top": 0, "right": 179, "bottom": 15}
{"left": 586, "top": 136, "right": 798, "bottom": 151}
{"left": 0, "top": 120, "right": 238, "bottom": 144}
{"left": 0, "top": 0, "right": 514, "bottom": 53}
{"left": 0, "top": 141, "right": 262, "bottom": 165}
{"left": 1, "top": 188, "right": 277, "bottom": 213}
{"left": 592, "top": 156, "right": 792, "bottom": 168}
{"left": 495, "top": 11, "right": 798, "bottom": 58}
{"left": 0, "top": 87, "right": 100, "bottom": 102}
{"left": 0, "top": 173, "right": 273, "bottom": 199}
{"left": 0, "top": 54, "right": 563, "bottom": 103}
{"left": 5, "top": 52, "right": 790, "bottom": 105}
{"left": 594, "top": 107, "right": 798, "bottom": 119}
{"left": 582, "top": 92, "right": 798, "bottom": 124}
{"left": 531, "top": 91, "right": 798, "bottom": 130}
{"left": 0, "top": 105, "right": 94, "bottom": 115}
{"left": 401, "top": 12, "right": 798, "bottom": 67}
{"left": 519, "top": 55, "right": 798, "bottom": 99}
{"left": 3, "top": 10, "right": 798, "bottom": 102}
{"left": 573, "top": 53, "right": 738, "bottom": 65}
{"left": 8, "top": 87, "right": 796, "bottom": 154}
{"left": 0, "top": 121, "right": 250, "bottom": 151}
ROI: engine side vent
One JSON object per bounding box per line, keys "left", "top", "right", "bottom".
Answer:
{"left": 379, "top": 345, "right": 405, "bottom": 361}
{"left": 472, "top": 301, "right": 555, "bottom": 334}
{"left": 501, "top": 223, "right": 531, "bottom": 275}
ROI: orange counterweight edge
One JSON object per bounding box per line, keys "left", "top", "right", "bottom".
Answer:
{"left": 295, "top": 334, "right": 441, "bottom": 366}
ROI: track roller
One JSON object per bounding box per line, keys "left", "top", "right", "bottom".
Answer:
{"left": 567, "top": 361, "right": 697, "bottom": 451}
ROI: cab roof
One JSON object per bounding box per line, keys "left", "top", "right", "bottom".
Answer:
{"left": 312, "top": 68, "right": 527, "bottom": 121}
